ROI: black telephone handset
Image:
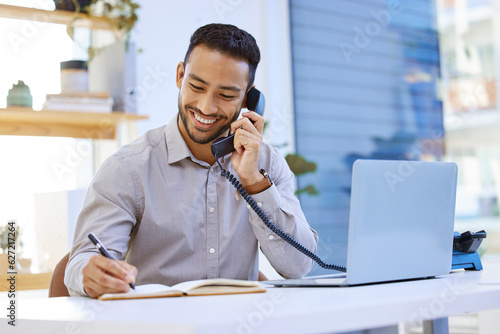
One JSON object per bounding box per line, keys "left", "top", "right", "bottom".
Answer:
{"left": 211, "top": 87, "right": 265, "bottom": 158}
{"left": 211, "top": 88, "right": 346, "bottom": 273}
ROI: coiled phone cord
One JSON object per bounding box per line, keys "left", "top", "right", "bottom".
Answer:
{"left": 215, "top": 156, "right": 347, "bottom": 273}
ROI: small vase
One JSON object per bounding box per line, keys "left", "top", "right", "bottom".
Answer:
{"left": 6, "top": 80, "right": 33, "bottom": 108}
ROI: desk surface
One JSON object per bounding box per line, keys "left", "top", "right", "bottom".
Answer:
{"left": 2, "top": 261, "right": 500, "bottom": 334}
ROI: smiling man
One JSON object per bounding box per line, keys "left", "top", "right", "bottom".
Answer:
{"left": 65, "top": 23, "right": 318, "bottom": 298}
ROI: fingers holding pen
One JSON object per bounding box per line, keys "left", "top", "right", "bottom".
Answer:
{"left": 82, "top": 255, "right": 137, "bottom": 298}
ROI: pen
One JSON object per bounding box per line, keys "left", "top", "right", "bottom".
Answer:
{"left": 87, "top": 232, "right": 136, "bottom": 290}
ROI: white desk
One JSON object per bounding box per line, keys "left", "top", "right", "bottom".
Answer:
{"left": 2, "top": 261, "right": 500, "bottom": 334}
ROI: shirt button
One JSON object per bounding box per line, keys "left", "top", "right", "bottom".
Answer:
{"left": 209, "top": 248, "right": 216, "bottom": 254}
{"left": 209, "top": 206, "right": 215, "bottom": 213}
{"left": 210, "top": 167, "right": 215, "bottom": 173}
{"left": 257, "top": 202, "right": 263, "bottom": 207}
{"left": 268, "top": 235, "right": 274, "bottom": 240}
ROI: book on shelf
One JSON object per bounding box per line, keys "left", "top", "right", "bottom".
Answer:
{"left": 43, "top": 91, "right": 114, "bottom": 113}
{"left": 98, "top": 278, "right": 266, "bottom": 301}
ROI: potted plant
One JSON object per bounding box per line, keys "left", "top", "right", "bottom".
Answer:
{"left": 54, "top": 0, "right": 92, "bottom": 12}
{"left": 285, "top": 153, "right": 319, "bottom": 196}
{"left": 0, "top": 224, "right": 18, "bottom": 270}
{"left": 0, "top": 224, "right": 32, "bottom": 273}
{"left": 54, "top": 0, "right": 140, "bottom": 60}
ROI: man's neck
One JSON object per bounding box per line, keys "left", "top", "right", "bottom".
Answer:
{"left": 177, "top": 117, "right": 216, "bottom": 166}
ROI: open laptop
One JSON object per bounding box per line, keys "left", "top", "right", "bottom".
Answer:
{"left": 264, "top": 159, "right": 458, "bottom": 287}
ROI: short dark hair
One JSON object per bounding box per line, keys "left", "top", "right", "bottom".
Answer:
{"left": 183, "top": 23, "right": 261, "bottom": 90}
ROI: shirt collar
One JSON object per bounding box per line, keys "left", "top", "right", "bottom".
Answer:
{"left": 165, "top": 114, "right": 231, "bottom": 167}
{"left": 165, "top": 115, "right": 193, "bottom": 164}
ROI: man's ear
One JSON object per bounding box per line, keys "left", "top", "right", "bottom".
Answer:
{"left": 176, "top": 62, "right": 185, "bottom": 89}
{"left": 242, "top": 85, "right": 256, "bottom": 109}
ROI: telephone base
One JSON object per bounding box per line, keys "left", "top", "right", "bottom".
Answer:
{"left": 451, "top": 251, "right": 483, "bottom": 271}
{"left": 451, "top": 230, "right": 485, "bottom": 271}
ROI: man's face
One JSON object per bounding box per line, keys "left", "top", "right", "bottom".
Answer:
{"left": 176, "top": 44, "right": 250, "bottom": 145}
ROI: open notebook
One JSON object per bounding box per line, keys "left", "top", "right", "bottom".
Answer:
{"left": 98, "top": 278, "right": 266, "bottom": 300}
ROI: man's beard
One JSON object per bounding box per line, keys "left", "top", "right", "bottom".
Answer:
{"left": 178, "top": 97, "right": 240, "bottom": 145}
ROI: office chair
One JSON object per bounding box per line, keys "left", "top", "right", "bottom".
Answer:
{"left": 48, "top": 252, "right": 70, "bottom": 297}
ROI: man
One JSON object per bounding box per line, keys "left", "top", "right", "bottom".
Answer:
{"left": 65, "top": 23, "right": 318, "bottom": 298}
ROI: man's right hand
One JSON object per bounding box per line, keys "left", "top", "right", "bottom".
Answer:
{"left": 82, "top": 254, "right": 137, "bottom": 298}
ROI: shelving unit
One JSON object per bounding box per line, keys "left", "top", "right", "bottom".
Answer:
{"left": 0, "top": 4, "right": 114, "bottom": 30}
{"left": 0, "top": 107, "right": 147, "bottom": 139}
{"left": 0, "top": 5, "right": 146, "bottom": 291}
{"left": 0, "top": 4, "right": 148, "bottom": 140}
{"left": 0, "top": 272, "right": 53, "bottom": 291}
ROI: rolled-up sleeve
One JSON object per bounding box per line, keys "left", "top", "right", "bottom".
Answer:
{"left": 64, "top": 154, "right": 140, "bottom": 296}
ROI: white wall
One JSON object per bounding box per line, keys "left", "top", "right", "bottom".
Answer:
{"left": 131, "top": 0, "right": 295, "bottom": 153}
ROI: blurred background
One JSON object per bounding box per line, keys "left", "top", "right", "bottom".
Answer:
{"left": 0, "top": 0, "right": 498, "bottom": 331}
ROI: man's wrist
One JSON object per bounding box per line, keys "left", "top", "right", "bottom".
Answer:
{"left": 240, "top": 171, "right": 263, "bottom": 187}
{"left": 243, "top": 169, "right": 273, "bottom": 195}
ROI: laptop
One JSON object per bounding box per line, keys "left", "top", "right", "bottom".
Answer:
{"left": 264, "top": 159, "right": 458, "bottom": 287}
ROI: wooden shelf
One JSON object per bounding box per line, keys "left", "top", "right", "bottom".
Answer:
{"left": 0, "top": 4, "right": 114, "bottom": 30}
{"left": 0, "top": 107, "right": 148, "bottom": 139}
{"left": 0, "top": 272, "right": 52, "bottom": 291}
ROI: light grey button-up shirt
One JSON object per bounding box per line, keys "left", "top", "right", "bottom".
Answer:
{"left": 65, "top": 117, "right": 318, "bottom": 296}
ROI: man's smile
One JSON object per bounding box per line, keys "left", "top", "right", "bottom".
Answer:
{"left": 193, "top": 112, "right": 217, "bottom": 125}
{"left": 189, "top": 108, "right": 224, "bottom": 131}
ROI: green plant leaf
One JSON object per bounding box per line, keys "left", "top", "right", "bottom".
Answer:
{"left": 62, "top": 0, "right": 141, "bottom": 61}
{"left": 66, "top": 25, "right": 74, "bottom": 39}
{"left": 285, "top": 154, "right": 317, "bottom": 176}
{"left": 87, "top": 46, "right": 95, "bottom": 61}
{"left": 295, "top": 185, "right": 319, "bottom": 196}
{"left": 72, "top": 0, "right": 80, "bottom": 12}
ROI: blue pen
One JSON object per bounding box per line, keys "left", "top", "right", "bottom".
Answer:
{"left": 88, "top": 232, "right": 136, "bottom": 290}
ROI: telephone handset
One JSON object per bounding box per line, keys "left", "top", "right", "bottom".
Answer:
{"left": 211, "top": 87, "right": 265, "bottom": 158}
{"left": 210, "top": 88, "right": 346, "bottom": 273}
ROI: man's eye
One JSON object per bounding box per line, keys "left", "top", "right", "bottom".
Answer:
{"left": 221, "top": 94, "right": 235, "bottom": 99}
{"left": 190, "top": 84, "right": 202, "bottom": 91}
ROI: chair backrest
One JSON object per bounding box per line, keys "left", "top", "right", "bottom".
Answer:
{"left": 48, "top": 252, "right": 70, "bottom": 297}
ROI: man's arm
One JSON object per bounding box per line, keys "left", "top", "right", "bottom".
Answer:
{"left": 64, "top": 154, "right": 140, "bottom": 297}
{"left": 229, "top": 111, "right": 317, "bottom": 278}
{"left": 246, "top": 147, "right": 318, "bottom": 278}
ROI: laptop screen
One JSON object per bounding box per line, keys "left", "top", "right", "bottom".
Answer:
{"left": 346, "top": 160, "right": 458, "bottom": 285}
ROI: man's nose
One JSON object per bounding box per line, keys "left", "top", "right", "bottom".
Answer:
{"left": 198, "top": 94, "right": 217, "bottom": 114}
